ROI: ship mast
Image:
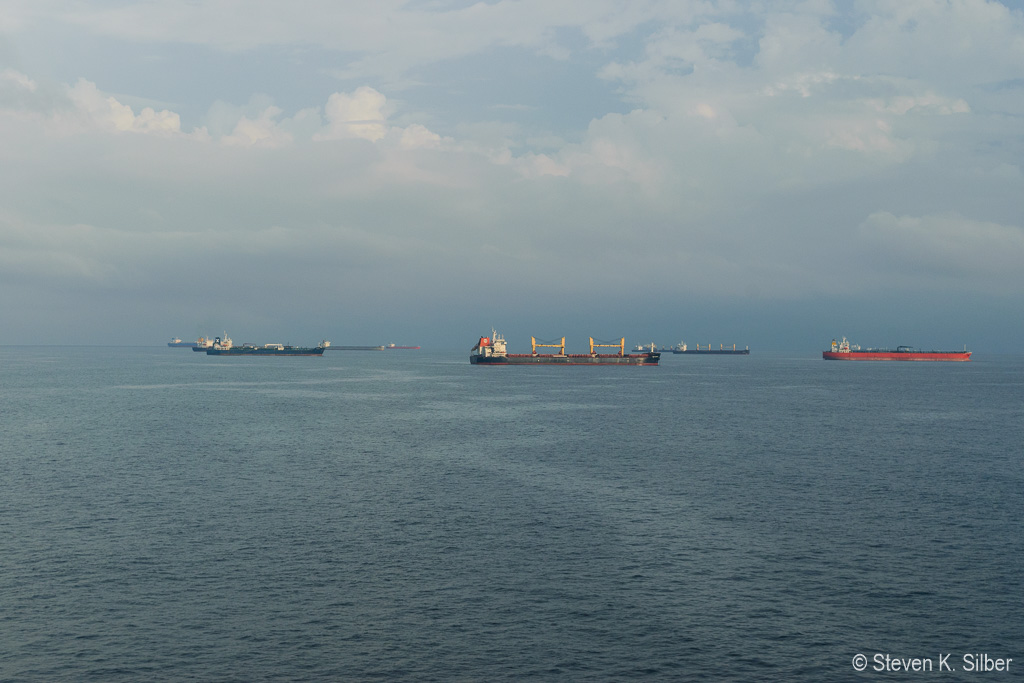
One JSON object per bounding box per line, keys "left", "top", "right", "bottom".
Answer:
{"left": 531, "top": 336, "right": 565, "bottom": 356}
{"left": 589, "top": 337, "right": 626, "bottom": 356}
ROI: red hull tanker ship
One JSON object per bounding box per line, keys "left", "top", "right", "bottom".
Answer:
{"left": 471, "top": 331, "right": 660, "bottom": 365}
{"left": 823, "top": 337, "right": 970, "bottom": 361}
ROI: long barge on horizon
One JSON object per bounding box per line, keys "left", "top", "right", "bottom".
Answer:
{"left": 823, "top": 337, "right": 970, "bottom": 361}
{"left": 326, "top": 343, "right": 422, "bottom": 350}
{"left": 471, "top": 332, "right": 660, "bottom": 365}
{"left": 672, "top": 343, "right": 749, "bottom": 355}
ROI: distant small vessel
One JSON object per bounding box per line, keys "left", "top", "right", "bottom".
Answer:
{"left": 672, "top": 343, "right": 749, "bottom": 355}
{"left": 168, "top": 337, "right": 194, "bottom": 348}
{"left": 385, "top": 343, "right": 421, "bottom": 350}
{"left": 192, "top": 336, "right": 214, "bottom": 352}
{"left": 205, "top": 336, "right": 330, "bottom": 357}
{"left": 632, "top": 344, "right": 674, "bottom": 353}
{"left": 471, "top": 331, "right": 660, "bottom": 365}
{"left": 822, "top": 337, "right": 970, "bottom": 361}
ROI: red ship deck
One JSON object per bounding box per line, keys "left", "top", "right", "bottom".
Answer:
{"left": 822, "top": 351, "right": 971, "bottom": 361}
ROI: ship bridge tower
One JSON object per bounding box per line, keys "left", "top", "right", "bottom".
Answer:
{"left": 473, "top": 330, "right": 508, "bottom": 358}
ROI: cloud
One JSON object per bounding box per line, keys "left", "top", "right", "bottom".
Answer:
{"left": 868, "top": 93, "right": 971, "bottom": 116}
{"left": 222, "top": 106, "right": 293, "bottom": 148}
{"left": 1, "top": 1, "right": 1023, "bottom": 347}
{"left": 514, "top": 153, "right": 570, "bottom": 178}
{"left": 1, "top": 75, "right": 446, "bottom": 152}
{"left": 764, "top": 71, "right": 843, "bottom": 98}
{"left": 399, "top": 123, "right": 442, "bottom": 150}
{"left": 317, "top": 86, "right": 390, "bottom": 142}
{"left": 858, "top": 212, "right": 1024, "bottom": 284}
{"left": 840, "top": 0, "right": 1024, "bottom": 86}
{"left": 0, "top": 67, "right": 36, "bottom": 93}
{"left": 67, "top": 79, "right": 183, "bottom": 134}
{"left": 0, "top": 68, "right": 45, "bottom": 114}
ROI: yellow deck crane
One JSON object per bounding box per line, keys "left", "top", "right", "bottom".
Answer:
{"left": 589, "top": 337, "right": 625, "bottom": 356}
{"left": 531, "top": 336, "right": 565, "bottom": 356}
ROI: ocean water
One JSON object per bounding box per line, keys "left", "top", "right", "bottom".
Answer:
{"left": 1, "top": 347, "right": 1021, "bottom": 681}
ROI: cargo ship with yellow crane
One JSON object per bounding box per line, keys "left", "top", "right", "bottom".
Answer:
{"left": 470, "top": 331, "right": 660, "bottom": 365}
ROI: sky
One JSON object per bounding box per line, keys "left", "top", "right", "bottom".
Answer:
{"left": 1, "top": 0, "right": 1023, "bottom": 352}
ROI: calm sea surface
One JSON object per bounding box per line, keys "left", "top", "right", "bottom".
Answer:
{"left": 1, "top": 347, "right": 1022, "bottom": 681}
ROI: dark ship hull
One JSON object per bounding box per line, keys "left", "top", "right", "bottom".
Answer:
{"left": 207, "top": 346, "right": 325, "bottom": 356}
{"left": 673, "top": 349, "right": 749, "bottom": 355}
{"left": 471, "top": 353, "right": 659, "bottom": 365}
{"left": 470, "top": 331, "right": 659, "bottom": 366}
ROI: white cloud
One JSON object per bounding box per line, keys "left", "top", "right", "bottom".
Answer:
{"left": 399, "top": 123, "right": 443, "bottom": 149}
{"left": 755, "top": 11, "right": 843, "bottom": 73}
{"left": 0, "top": 68, "right": 36, "bottom": 93}
{"left": 764, "top": 71, "right": 843, "bottom": 98}
{"left": 67, "top": 79, "right": 182, "bottom": 134}
{"left": 222, "top": 106, "right": 293, "bottom": 148}
{"left": 868, "top": 93, "right": 971, "bottom": 116}
{"left": 1, "top": 76, "right": 447, "bottom": 152}
{"left": 311, "top": 87, "right": 447, "bottom": 150}
{"left": 514, "top": 153, "right": 570, "bottom": 178}
{"left": 317, "top": 86, "right": 390, "bottom": 142}
{"left": 511, "top": 108, "right": 669, "bottom": 187}
{"left": 0, "top": 69, "right": 42, "bottom": 114}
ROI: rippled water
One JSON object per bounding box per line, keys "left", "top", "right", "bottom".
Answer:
{"left": 2, "top": 347, "right": 1021, "bottom": 680}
